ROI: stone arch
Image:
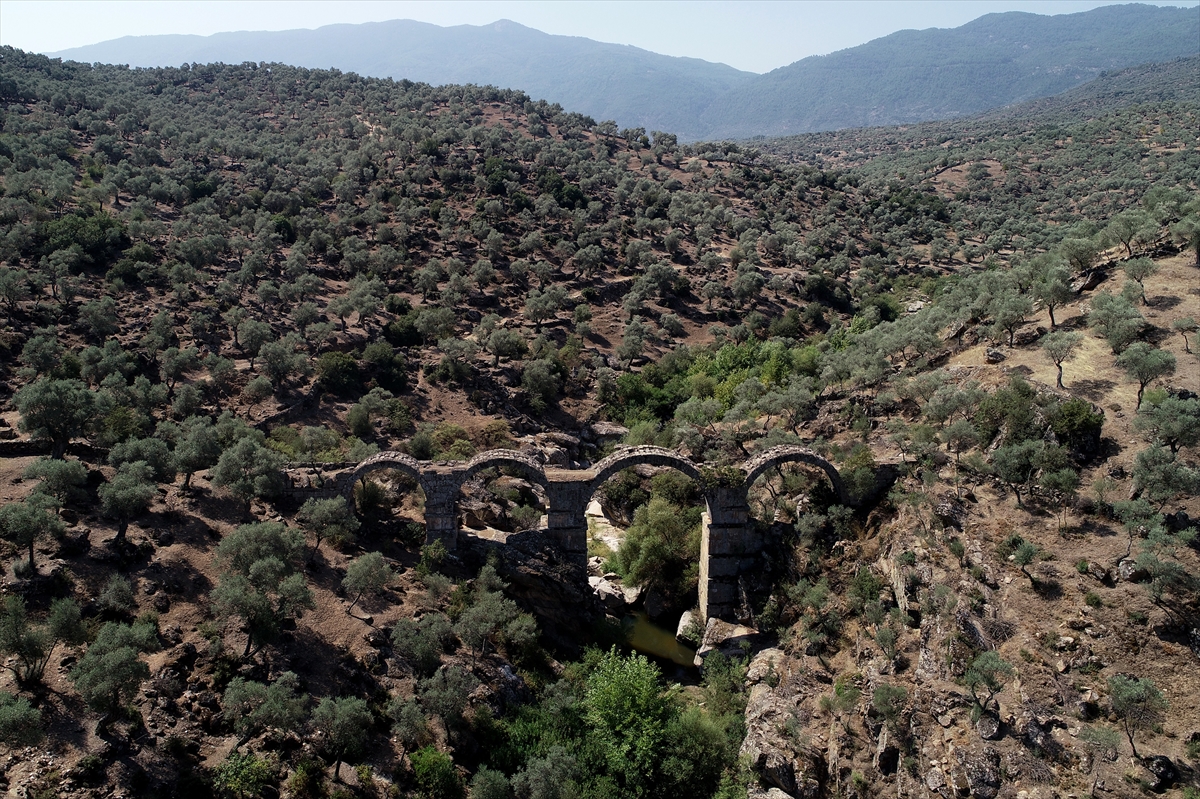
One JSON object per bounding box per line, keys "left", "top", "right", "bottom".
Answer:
{"left": 740, "top": 445, "right": 850, "bottom": 505}
{"left": 586, "top": 446, "right": 703, "bottom": 496}
{"left": 461, "top": 449, "right": 549, "bottom": 489}
{"left": 339, "top": 452, "right": 423, "bottom": 501}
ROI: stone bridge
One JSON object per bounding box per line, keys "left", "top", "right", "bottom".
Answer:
{"left": 283, "top": 445, "right": 848, "bottom": 623}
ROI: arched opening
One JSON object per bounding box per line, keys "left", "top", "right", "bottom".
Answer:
{"left": 351, "top": 468, "right": 428, "bottom": 549}
{"left": 455, "top": 451, "right": 549, "bottom": 541}
{"left": 342, "top": 454, "right": 428, "bottom": 549}
{"left": 582, "top": 448, "right": 708, "bottom": 665}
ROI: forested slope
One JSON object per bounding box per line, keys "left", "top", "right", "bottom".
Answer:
{"left": 0, "top": 47, "right": 1197, "bottom": 799}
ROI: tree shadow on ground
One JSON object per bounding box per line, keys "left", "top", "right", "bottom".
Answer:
{"left": 1068, "top": 378, "right": 1116, "bottom": 403}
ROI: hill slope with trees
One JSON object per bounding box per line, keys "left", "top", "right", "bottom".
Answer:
{"left": 0, "top": 45, "right": 1197, "bottom": 799}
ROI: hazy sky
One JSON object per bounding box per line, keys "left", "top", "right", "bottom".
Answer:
{"left": 3, "top": 0, "right": 1196, "bottom": 73}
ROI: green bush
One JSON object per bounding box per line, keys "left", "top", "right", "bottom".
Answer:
{"left": 410, "top": 747, "right": 463, "bottom": 799}
{"left": 316, "top": 351, "right": 361, "bottom": 395}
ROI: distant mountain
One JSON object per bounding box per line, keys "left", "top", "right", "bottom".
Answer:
{"left": 50, "top": 4, "right": 1199, "bottom": 141}
{"left": 48, "top": 18, "right": 754, "bottom": 136}
{"left": 693, "top": 3, "right": 1199, "bottom": 139}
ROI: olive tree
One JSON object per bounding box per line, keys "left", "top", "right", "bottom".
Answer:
{"left": 1040, "top": 331, "right": 1082, "bottom": 389}
{"left": 343, "top": 551, "right": 393, "bottom": 613}
{"left": 13, "top": 378, "right": 98, "bottom": 459}
{"left": 212, "top": 522, "right": 313, "bottom": 658}
{"left": 1116, "top": 342, "right": 1175, "bottom": 408}
{"left": 296, "top": 497, "right": 360, "bottom": 561}
{"left": 1107, "top": 675, "right": 1167, "bottom": 760}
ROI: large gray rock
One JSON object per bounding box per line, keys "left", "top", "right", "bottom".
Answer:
{"left": 958, "top": 747, "right": 1002, "bottom": 799}
{"left": 587, "top": 576, "right": 628, "bottom": 611}
{"left": 695, "top": 617, "right": 760, "bottom": 666}
{"left": 740, "top": 674, "right": 822, "bottom": 798}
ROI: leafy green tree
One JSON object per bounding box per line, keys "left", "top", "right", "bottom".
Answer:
{"left": 0, "top": 692, "right": 43, "bottom": 746}
{"left": 222, "top": 671, "right": 308, "bottom": 746}
{"left": 1134, "top": 395, "right": 1200, "bottom": 453}
{"left": 417, "top": 665, "right": 479, "bottom": 732}
{"left": 1059, "top": 237, "right": 1100, "bottom": 274}
{"left": 343, "top": 552, "right": 393, "bottom": 613}
{"left": 1012, "top": 541, "right": 1040, "bottom": 584}
{"left": 990, "top": 440, "right": 1042, "bottom": 507}
{"left": 410, "top": 746, "right": 463, "bottom": 799}
{"left": 70, "top": 620, "right": 158, "bottom": 719}
{"left": 392, "top": 613, "right": 453, "bottom": 677}
{"left": 585, "top": 648, "right": 676, "bottom": 797}
{"left": 258, "top": 334, "right": 306, "bottom": 388}
{"left": 79, "top": 296, "right": 119, "bottom": 340}
{"left": 98, "top": 460, "right": 157, "bottom": 545}
{"left": 988, "top": 291, "right": 1033, "bottom": 347}
{"left": 0, "top": 596, "right": 85, "bottom": 684}
{"left": 1171, "top": 316, "right": 1197, "bottom": 353}
{"left": 1122, "top": 257, "right": 1159, "bottom": 305}
{"left": 1107, "top": 675, "right": 1167, "bottom": 760}
{"left": 470, "top": 765, "right": 511, "bottom": 799}
{"left": 965, "top": 652, "right": 1013, "bottom": 713}
{"left": 1170, "top": 215, "right": 1200, "bottom": 267}
{"left": 236, "top": 319, "right": 273, "bottom": 367}
{"left": 1034, "top": 266, "right": 1074, "bottom": 328}
{"left": 213, "top": 522, "right": 313, "bottom": 658}
{"left": 614, "top": 496, "right": 701, "bottom": 603}
{"left": 109, "top": 436, "right": 176, "bottom": 483}
{"left": 1088, "top": 291, "right": 1144, "bottom": 354}
{"left": 522, "top": 359, "right": 561, "bottom": 414}
{"left": 872, "top": 684, "right": 908, "bottom": 738}
{"left": 0, "top": 499, "right": 65, "bottom": 572}
{"left": 512, "top": 744, "right": 579, "bottom": 799}
{"left": 940, "top": 419, "right": 979, "bottom": 497}
{"left": 1105, "top": 209, "right": 1153, "bottom": 258}
{"left": 160, "top": 346, "right": 200, "bottom": 393}
{"left": 454, "top": 586, "right": 524, "bottom": 667}
{"left": 214, "top": 751, "right": 275, "bottom": 799}
{"left": 486, "top": 327, "right": 528, "bottom": 365}
{"left": 1116, "top": 342, "right": 1176, "bottom": 408}
{"left": 311, "top": 696, "right": 372, "bottom": 781}
{"left": 211, "top": 437, "right": 285, "bottom": 510}
{"left": 296, "top": 497, "right": 360, "bottom": 561}
{"left": 174, "top": 415, "right": 222, "bottom": 488}
{"left": 24, "top": 457, "right": 87, "bottom": 509}
{"left": 13, "top": 378, "right": 98, "bottom": 458}
{"left": 1040, "top": 331, "right": 1082, "bottom": 389}
{"left": 1132, "top": 444, "right": 1200, "bottom": 509}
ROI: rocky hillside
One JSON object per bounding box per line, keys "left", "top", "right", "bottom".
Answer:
{"left": 0, "top": 47, "right": 1197, "bottom": 798}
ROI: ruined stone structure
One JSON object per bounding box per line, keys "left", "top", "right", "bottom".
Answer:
{"left": 285, "top": 445, "right": 847, "bottom": 623}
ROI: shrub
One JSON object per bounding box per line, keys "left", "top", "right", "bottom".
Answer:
{"left": 316, "top": 351, "right": 361, "bottom": 395}
{"left": 410, "top": 747, "right": 463, "bottom": 799}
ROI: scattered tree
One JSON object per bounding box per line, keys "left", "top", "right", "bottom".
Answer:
{"left": 1107, "top": 675, "right": 1167, "bottom": 760}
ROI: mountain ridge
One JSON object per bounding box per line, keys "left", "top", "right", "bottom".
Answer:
{"left": 48, "top": 3, "right": 1200, "bottom": 140}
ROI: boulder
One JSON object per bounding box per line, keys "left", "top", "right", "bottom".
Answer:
{"left": 976, "top": 713, "right": 1002, "bottom": 740}
{"left": 1143, "top": 755, "right": 1177, "bottom": 793}
{"left": 696, "top": 617, "right": 760, "bottom": 666}
{"left": 985, "top": 347, "right": 1006, "bottom": 364}
{"left": 1118, "top": 559, "right": 1149, "bottom": 583}
{"left": 746, "top": 648, "right": 787, "bottom": 685}
{"left": 958, "top": 748, "right": 1002, "bottom": 799}
{"left": 676, "top": 610, "right": 698, "bottom": 643}
{"left": 587, "top": 576, "right": 627, "bottom": 611}
{"left": 591, "top": 422, "right": 629, "bottom": 440}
